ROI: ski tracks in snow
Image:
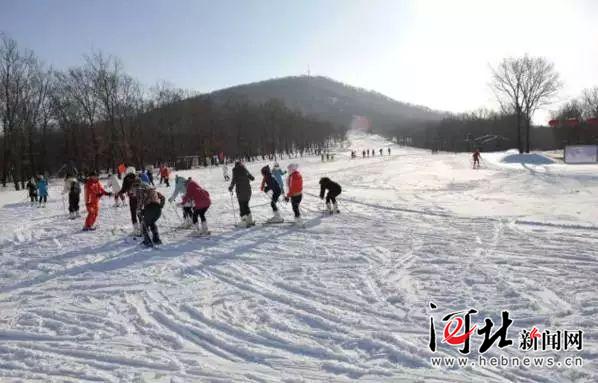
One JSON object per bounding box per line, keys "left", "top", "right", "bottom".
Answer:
{"left": 0, "top": 134, "right": 597, "bottom": 382}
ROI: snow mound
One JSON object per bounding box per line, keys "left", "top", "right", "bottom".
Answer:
{"left": 501, "top": 153, "right": 556, "bottom": 165}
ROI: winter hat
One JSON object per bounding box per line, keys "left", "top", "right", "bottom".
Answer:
{"left": 287, "top": 163, "right": 298, "bottom": 173}
{"left": 273, "top": 163, "right": 280, "bottom": 168}
{"left": 126, "top": 166, "right": 136, "bottom": 175}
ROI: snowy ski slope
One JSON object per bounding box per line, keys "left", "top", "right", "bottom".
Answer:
{"left": 0, "top": 132, "right": 596, "bottom": 382}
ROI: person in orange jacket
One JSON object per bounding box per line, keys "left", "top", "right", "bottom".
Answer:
{"left": 159, "top": 165, "right": 170, "bottom": 187}
{"left": 83, "top": 171, "right": 112, "bottom": 231}
{"left": 284, "top": 163, "right": 304, "bottom": 227}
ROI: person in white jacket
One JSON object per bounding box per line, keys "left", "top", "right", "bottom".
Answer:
{"left": 107, "top": 173, "right": 126, "bottom": 207}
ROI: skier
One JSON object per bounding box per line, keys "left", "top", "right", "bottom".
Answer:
{"left": 379, "top": 148, "right": 383, "bottom": 156}
{"left": 388, "top": 147, "right": 391, "bottom": 155}
{"left": 137, "top": 182, "right": 165, "bottom": 247}
{"left": 159, "top": 165, "right": 170, "bottom": 187}
{"left": 473, "top": 148, "right": 481, "bottom": 169}
{"left": 366, "top": 149, "right": 370, "bottom": 157}
{"left": 37, "top": 175, "right": 48, "bottom": 207}
{"left": 371, "top": 149, "right": 375, "bottom": 157}
{"left": 26, "top": 177, "right": 37, "bottom": 206}
{"left": 284, "top": 163, "right": 304, "bottom": 227}
{"left": 319, "top": 177, "right": 342, "bottom": 214}
{"left": 228, "top": 160, "right": 255, "bottom": 227}
{"left": 181, "top": 179, "right": 211, "bottom": 236}
{"left": 83, "top": 171, "right": 111, "bottom": 231}
{"left": 362, "top": 150, "right": 366, "bottom": 158}
{"left": 272, "top": 162, "right": 286, "bottom": 194}
{"left": 260, "top": 165, "right": 283, "bottom": 223}
{"left": 168, "top": 175, "right": 193, "bottom": 229}
{"left": 222, "top": 163, "right": 230, "bottom": 182}
{"left": 107, "top": 173, "right": 125, "bottom": 207}
{"left": 117, "top": 167, "right": 142, "bottom": 236}
{"left": 63, "top": 176, "right": 81, "bottom": 218}
{"left": 139, "top": 169, "right": 150, "bottom": 184}
{"left": 146, "top": 168, "right": 155, "bottom": 186}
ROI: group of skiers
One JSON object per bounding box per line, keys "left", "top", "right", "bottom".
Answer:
{"left": 26, "top": 175, "right": 49, "bottom": 207}
{"left": 350, "top": 148, "right": 391, "bottom": 158}
{"left": 25, "top": 160, "right": 343, "bottom": 248}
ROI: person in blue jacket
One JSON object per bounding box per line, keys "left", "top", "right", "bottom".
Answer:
{"left": 139, "top": 169, "right": 150, "bottom": 184}
{"left": 272, "top": 163, "right": 286, "bottom": 194}
{"left": 37, "top": 175, "right": 49, "bottom": 207}
{"left": 169, "top": 175, "right": 193, "bottom": 228}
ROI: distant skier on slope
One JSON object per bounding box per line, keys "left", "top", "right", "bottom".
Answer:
{"left": 37, "top": 175, "right": 49, "bottom": 207}
{"left": 63, "top": 176, "right": 81, "bottom": 219}
{"left": 388, "top": 147, "right": 391, "bottom": 156}
{"left": 222, "top": 163, "right": 230, "bottom": 182}
{"left": 473, "top": 148, "right": 481, "bottom": 169}
{"left": 169, "top": 175, "right": 193, "bottom": 229}
{"left": 181, "top": 178, "right": 211, "bottom": 236}
{"left": 229, "top": 161, "right": 255, "bottom": 227}
{"left": 319, "top": 177, "right": 342, "bottom": 214}
{"left": 260, "top": 165, "right": 283, "bottom": 223}
{"left": 83, "top": 171, "right": 112, "bottom": 231}
{"left": 284, "top": 163, "right": 304, "bottom": 227}
{"left": 26, "top": 177, "right": 37, "bottom": 206}
{"left": 272, "top": 162, "right": 286, "bottom": 194}
{"left": 136, "top": 182, "right": 165, "bottom": 247}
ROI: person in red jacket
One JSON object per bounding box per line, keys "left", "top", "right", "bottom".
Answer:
{"left": 284, "top": 163, "right": 304, "bottom": 227}
{"left": 181, "top": 179, "right": 211, "bottom": 236}
{"left": 159, "top": 165, "right": 170, "bottom": 187}
{"left": 83, "top": 171, "right": 112, "bottom": 231}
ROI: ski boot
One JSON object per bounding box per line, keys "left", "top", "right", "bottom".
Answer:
{"left": 246, "top": 213, "right": 256, "bottom": 227}
{"left": 266, "top": 211, "right": 284, "bottom": 224}
{"left": 325, "top": 202, "right": 333, "bottom": 215}
{"left": 333, "top": 202, "right": 340, "bottom": 214}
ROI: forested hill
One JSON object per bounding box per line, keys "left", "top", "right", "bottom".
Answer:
{"left": 205, "top": 76, "right": 446, "bottom": 132}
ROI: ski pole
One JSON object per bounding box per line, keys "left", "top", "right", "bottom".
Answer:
{"left": 170, "top": 201, "right": 183, "bottom": 222}
{"left": 230, "top": 191, "right": 238, "bottom": 225}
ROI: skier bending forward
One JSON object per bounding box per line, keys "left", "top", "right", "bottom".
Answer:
{"left": 260, "top": 165, "right": 283, "bottom": 223}
{"left": 319, "top": 177, "right": 342, "bottom": 214}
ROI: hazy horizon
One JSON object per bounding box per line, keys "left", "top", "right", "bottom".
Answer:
{"left": 2, "top": 0, "right": 597, "bottom": 123}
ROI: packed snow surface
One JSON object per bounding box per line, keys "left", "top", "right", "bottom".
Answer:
{"left": 0, "top": 132, "right": 597, "bottom": 382}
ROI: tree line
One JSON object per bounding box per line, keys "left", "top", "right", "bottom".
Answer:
{"left": 0, "top": 33, "right": 344, "bottom": 190}
{"left": 392, "top": 55, "right": 598, "bottom": 153}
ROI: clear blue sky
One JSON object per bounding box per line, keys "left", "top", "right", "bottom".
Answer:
{"left": 2, "top": 0, "right": 597, "bottom": 121}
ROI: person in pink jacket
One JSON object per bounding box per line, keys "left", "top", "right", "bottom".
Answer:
{"left": 181, "top": 179, "right": 211, "bottom": 236}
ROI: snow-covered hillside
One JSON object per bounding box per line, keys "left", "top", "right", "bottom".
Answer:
{"left": 0, "top": 132, "right": 596, "bottom": 382}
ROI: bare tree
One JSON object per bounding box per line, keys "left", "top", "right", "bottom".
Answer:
{"left": 0, "top": 34, "right": 41, "bottom": 188}
{"left": 581, "top": 87, "right": 598, "bottom": 119}
{"left": 491, "top": 55, "right": 561, "bottom": 152}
